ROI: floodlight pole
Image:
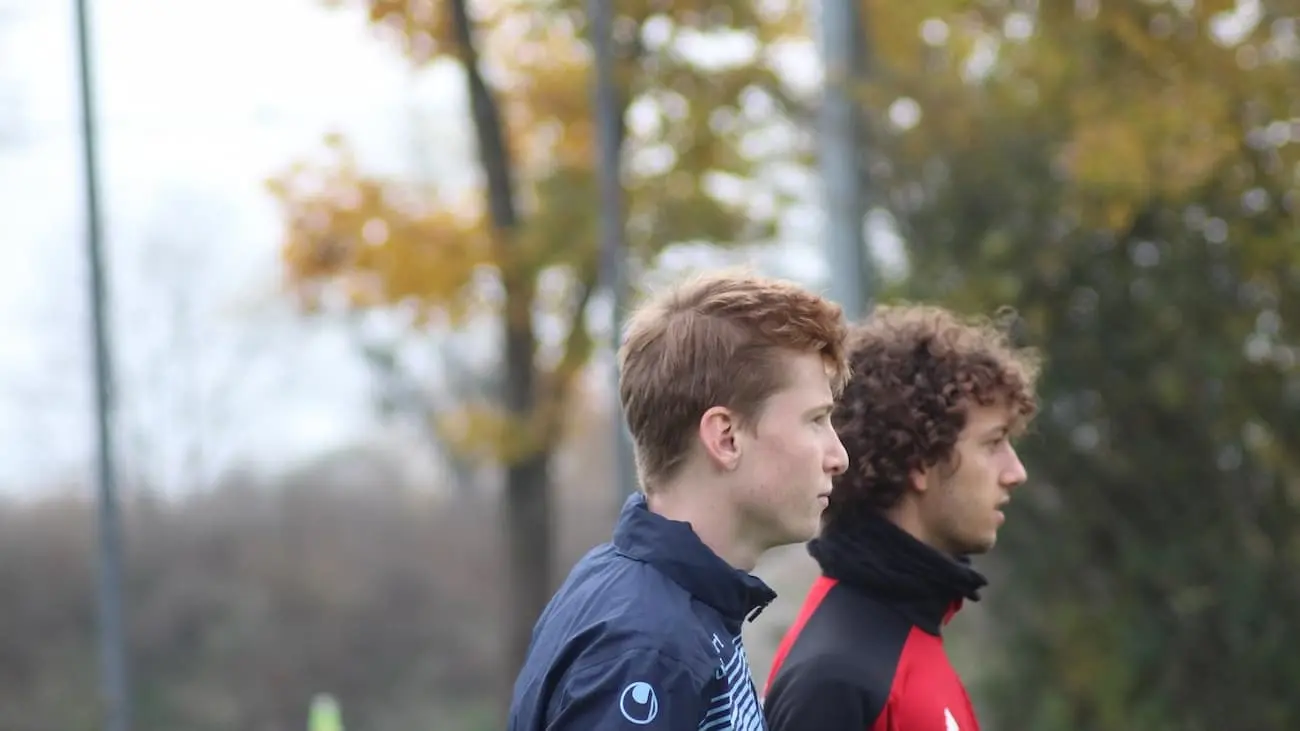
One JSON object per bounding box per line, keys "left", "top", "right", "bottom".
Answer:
{"left": 816, "top": 0, "right": 871, "bottom": 317}
{"left": 589, "top": 0, "right": 638, "bottom": 504}
{"left": 72, "top": 0, "right": 131, "bottom": 729}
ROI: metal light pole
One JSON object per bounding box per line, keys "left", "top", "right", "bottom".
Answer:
{"left": 588, "top": 0, "right": 638, "bottom": 503}
{"left": 72, "top": 0, "right": 131, "bottom": 729}
{"left": 816, "top": 0, "right": 871, "bottom": 318}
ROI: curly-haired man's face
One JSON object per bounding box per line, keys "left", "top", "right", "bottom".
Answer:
{"left": 916, "top": 403, "right": 1028, "bottom": 556}
{"left": 727, "top": 351, "right": 850, "bottom": 548}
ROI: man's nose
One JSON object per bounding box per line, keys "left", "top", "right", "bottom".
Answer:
{"left": 826, "top": 435, "right": 849, "bottom": 476}
{"left": 1002, "top": 449, "right": 1028, "bottom": 487}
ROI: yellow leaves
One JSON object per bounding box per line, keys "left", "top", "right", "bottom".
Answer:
{"left": 357, "top": 0, "right": 457, "bottom": 64}
{"left": 864, "top": 0, "right": 972, "bottom": 71}
{"left": 267, "top": 135, "right": 492, "bottom": 325}
{"left": 1043, "top": 10, "right": 1255, "bottom": 220}
{"left": 1061, "top": 78, "right": 1237, "bottom": 229}
{"left": 317, "top": 0, "right": 790, "bottom": 257}
{"left": 1063, "top": 114, "right": 1152, "bottom": 193}
{"left": 610, "top": 0, "right": 798, "bottom": 37}
{"left": 433, "top": 401, "right": 539, "bottom": 464}
{"left": 434, "top": 371, "right": 582, "bottom": 462}
{"left": 494, "top": 8, "right": 595, "bottom": 174}
{"left": 866, "top": 1, "right": 1276, "bottom": 235}
{"left": 749, "top": 0, "right": 809, "bottom": 45}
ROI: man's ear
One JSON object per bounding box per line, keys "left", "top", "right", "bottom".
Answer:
{"left": 699, "top": 406, "right": 741, "bottom": 470}
{"left": 908, "top": 466, "right": 929, "bottom": 494}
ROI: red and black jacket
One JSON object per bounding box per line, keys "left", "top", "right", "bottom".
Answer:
{"left": 763, "top": 513, "right": 988, "bottom": 731}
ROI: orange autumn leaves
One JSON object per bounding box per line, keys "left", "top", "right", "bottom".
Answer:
{"left": 269, "top": 0, "right": 799, "bottom": 325}
{"left": 270, "top": 133, "right": 491, "bottom": 325}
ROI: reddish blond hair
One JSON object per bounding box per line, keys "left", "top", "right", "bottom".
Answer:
{"left": 618, "top": 270, "right": 849, "bottom": 492}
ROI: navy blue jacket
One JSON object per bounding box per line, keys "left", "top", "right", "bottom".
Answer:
{"left": 508, "top": 493, "right": 777, "bottom": 731}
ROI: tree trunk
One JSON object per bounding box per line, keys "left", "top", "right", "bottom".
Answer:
{"left": 447, "top": 0, "right": 555, "bottom": 710}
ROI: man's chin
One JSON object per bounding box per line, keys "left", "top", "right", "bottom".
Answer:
{"left": 766, "top": 519, "right": 820, "bottom": 549}
{"left": 957, "top": 533, "right": 997, "bottom": 556}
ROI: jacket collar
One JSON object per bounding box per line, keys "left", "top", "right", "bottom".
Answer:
{"left": 808, "top": 510, "right": 987, "bottom": 635}
{"left": 612, "top": 493, "right": 777, "bottom": 626}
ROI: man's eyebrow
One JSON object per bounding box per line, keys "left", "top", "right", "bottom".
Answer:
{"left": 807, "top": 402, "right": 835, "bottom": 417}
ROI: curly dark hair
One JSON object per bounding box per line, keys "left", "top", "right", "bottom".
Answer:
{"left": 825, "top": 303, "right": 1042, "bottom": 524}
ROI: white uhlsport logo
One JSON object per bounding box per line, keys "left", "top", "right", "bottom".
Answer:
{"left": 944, "top": 707, "right": 960, "bottom": 731}
{"left": 619, "top": 681, "right": 659, "bottom": 725}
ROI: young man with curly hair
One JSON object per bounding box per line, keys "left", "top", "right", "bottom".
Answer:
{"left": 508, "top": 270, "right": 852, "bottom": 731}
{"left": 763, "top": 304, "right": 1041, "bottom": 731}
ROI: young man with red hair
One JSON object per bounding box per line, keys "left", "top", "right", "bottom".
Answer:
{"left": 509, "top": 270, "right": 852, "bottom": 731}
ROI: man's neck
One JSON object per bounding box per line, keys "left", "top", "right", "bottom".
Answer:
{"left": 882, "top": 500, "right": 956, "bottom": 558}
{"left": 646, "top": 485, "right": 762, "bottom": 572}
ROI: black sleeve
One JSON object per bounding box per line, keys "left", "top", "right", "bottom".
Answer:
{"left": 547, "top": 648, "right": 705, "bottom": 730}
{"left": 764, "top": 664, "right": 880, "bottom": 731}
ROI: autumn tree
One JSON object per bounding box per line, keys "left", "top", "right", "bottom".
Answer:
{"left": 268, "top": 0, "right": 812, "bottom": 687}
{"left": 858, "top": 1, "right": 1300, "bottom": 728}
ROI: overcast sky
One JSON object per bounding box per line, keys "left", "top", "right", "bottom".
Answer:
{"left": 0, "top": 0, "right": 483, "bottom": 492}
